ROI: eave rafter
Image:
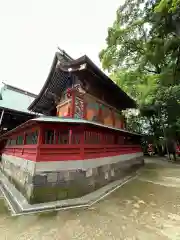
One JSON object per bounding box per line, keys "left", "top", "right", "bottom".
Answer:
{"left": 28, "top": 50, "right": 136, "bottom": 114}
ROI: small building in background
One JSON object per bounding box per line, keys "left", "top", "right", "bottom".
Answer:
{"left": 0, "top": 83, "right": 37, "bottom": 134}
{"left": 0, "top": 49, "right": 144, "bottom": 205}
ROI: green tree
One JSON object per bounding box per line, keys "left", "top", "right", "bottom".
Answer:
{"left": 155, "top": 0, "right": 180, "bottom": 12}
{"left": 99, "top": 0, "right": 180, "bottom": 148}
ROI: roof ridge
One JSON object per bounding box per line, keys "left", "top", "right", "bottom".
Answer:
{"left": 3, "top": 83, "right": 37, "bottom": 98}
{"left": 28, "top": 50, "right": 136, "bottom": 113}
{"left": 57, "top": 47, "right": 74, "bottom": 61}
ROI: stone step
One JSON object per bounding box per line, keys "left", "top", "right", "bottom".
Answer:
{"left": 0, "top": 184, "right": 22, "bottom": 215}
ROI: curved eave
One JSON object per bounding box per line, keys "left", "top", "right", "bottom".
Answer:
{"left": 0, "top": 116, "right": 142, "bottom": 140}
{"left": 0, "top": 119, "right": 35, "bottom": 140}
{"left": 28, "top": 52, "right": 72, "bottom": 113}
{"left": 32, "top": 116, "right": 142, "bottom": 136}
{"left": 28, "top": 53, "right": 136, "bottom": 113}
{"left": 28, "top": 53, "right": 58, "bottom": 112}
{"left": 59, "top": 55, "right": 136, "bottom": 109}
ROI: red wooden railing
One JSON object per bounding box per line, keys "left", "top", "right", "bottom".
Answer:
{"left": 38, "top": 145, "right": 81, "bottom": 161}
{"left": 2, "top": 145, "right": 37, "bottom": 161}
{"left": 1, "top": 121, "right": 142, "bottom": 162}
{"left": 2, "top": 144, "right": 141, "bottom": 162}
{"left": 83, "top": 145, "right": 141, "bottom": 159}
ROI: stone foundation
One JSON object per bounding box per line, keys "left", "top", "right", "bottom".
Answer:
{"left": 1, "top": 153, "right": 144, "bottom": 204}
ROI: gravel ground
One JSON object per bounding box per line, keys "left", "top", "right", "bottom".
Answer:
{"left": 0, "top": 158, "right": 180, "bottom": 240}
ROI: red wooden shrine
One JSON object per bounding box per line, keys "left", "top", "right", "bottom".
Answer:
{"left": 2, "top": 117, "right": 141, "bottom": 162}
{"left": 0, "top": 50, "right": 144, "bottom": 204}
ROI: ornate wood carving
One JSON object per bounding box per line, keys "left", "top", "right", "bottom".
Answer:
{"left": 74, "top": 97, "right": 84, "bottom": 119}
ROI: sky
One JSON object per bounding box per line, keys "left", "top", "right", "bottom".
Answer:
{"left": 0, "top": 0, "right": 122, "bottom": 94}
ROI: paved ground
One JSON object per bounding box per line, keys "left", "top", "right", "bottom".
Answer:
{"left": 0, "top": 158, "right": 180, "bottom": 239}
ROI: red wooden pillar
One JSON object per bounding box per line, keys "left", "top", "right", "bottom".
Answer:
{"left": 66, "top": 88, "right": 75, "bottom": 118}
{"left": 100, "top": 129, "right": 104, "bottom": 146}
{"left": 67, "top": 104, "right": 71, "bottom": 117}
{"left": 96, "top": 102, "right": 104, "bottom": 124}
{"left": 23, "top": 132, "right": 26, "bottom": 145}
{"left": 112, "top": 109, "right": 115, "bottom": 127}
{"left": 38, "top": 126, "right": 43, "bottom": 145}
{"left": 80, "top": 125, "right": 85, "bottom": 159}
{"left": 98, "top": 104, "right": 103, "bottom": 123}
{"left": 22, "top": 131, "right": 26, "bottom": 155}
{"left": 36, "top": 125, "right": 43, "bottom": 161}
{"left": 71, "top": 90, "right": 75, "bottom": 118}
{"left": 55, "top": 126, "right": 59, "bottom": 144}
{"left": 69, "top": 128, "right": 72, "bottom": 144}
{"left": 56, "top": 107, "right": 59, "bottom": 116}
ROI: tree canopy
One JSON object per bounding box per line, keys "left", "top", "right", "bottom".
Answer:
{"left": 99, "top": 0, "right": 180, "bottom": 145}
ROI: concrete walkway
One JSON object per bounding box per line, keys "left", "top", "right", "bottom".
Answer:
{"left": 0, "top": 158, "right": 180, "bottom": 239}
{"left": 0, "top": 170, "right": 137, "bottom": 215}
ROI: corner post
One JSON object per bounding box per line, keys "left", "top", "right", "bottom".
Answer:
{"left": 36, "top": 125, "right": 43, "bottom": 161}
{"left": 0, "top": 109, "right": 4, "bottom": 127}
{"left": 70, "top": 90, "right": 75, "bottom": 118}
{"left": 112, "top": 109, "right": 115, "bottom": 127}
{"left": 80, "top": 125, "right": 85, "bottom": 160}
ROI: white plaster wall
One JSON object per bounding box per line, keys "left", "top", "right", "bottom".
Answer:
{"left": 1, "top": 152, "right": 143, "bottom": 174}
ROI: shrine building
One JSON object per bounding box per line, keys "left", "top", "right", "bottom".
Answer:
{"left": 0, "top": 83, "right": 37, "bottom": 135}
{"left": 0, "top": 49, "right": 144, "bottom": 204}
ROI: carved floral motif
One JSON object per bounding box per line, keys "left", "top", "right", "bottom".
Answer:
{"left": 74, "top": 97, "right": 84, "bottom": 119}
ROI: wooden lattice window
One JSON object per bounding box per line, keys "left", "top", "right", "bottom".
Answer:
{"left": 6, "top": 139, "right": 11, "bottom": 146}
{"left": 72, "top": 132, "right": 81, "bottom": 144}
{"left": 17, "top": 135, "right": 23, "bottom": 145}
{"left": 124, "top": 135, "right": 134, "bottom": 145}
{"left": 44, "top": 130, "right": 55, "bottom": 144}
{"left": 117, "top": 135, "right": 124, "bottom": 144}
{"left": 125, "top": 135, "right": 140, "bottom": 145}
{"left": 26, "top": 131, "right": 38, "bottom": 144}
{"left": 56, "top": 130, "right": 69, "bottom": 144}
{"left": 104, "top": 134, "right": 114, "bottom": 144}
{"left": 84, "top": 131, "right": 101, "bottom": 144}
{"left": 10, "top": 139, "right": 16, "bottom": 146}
{"left": 93, "top": 132, "right": 101, "bottom": 144}
{"left": 84, "top": 131, "right": 91, "bottom": 144}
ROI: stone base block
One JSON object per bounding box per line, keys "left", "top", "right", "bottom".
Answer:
{"left": 1, "top": 154, "right": 144, "bottom": 204}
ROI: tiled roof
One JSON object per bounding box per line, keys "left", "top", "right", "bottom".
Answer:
{"left": 28, "top": 51, "right": 72, "bottom": 114}
{"left": 28, "top": 49, "right": 136, "bottom": 114}
{"left": 0, "top": 116, "right": 142, "bottom": 139}
{"left": 0, "top": 83, "right": 37, "bottom": 114}
{"left": 32, "top": 116, "right": 141, "bottom": 136}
